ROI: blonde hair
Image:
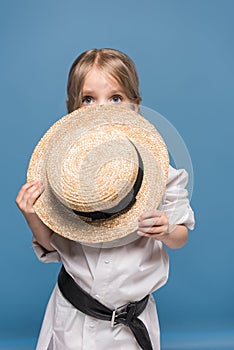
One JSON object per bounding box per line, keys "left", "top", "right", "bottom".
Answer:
{"left": 66, "top": 48, "right": 141, "bottom": 113}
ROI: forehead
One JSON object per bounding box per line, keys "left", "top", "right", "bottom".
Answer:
{"left": 82, "top": 68, "right": 122, "bottom": 91}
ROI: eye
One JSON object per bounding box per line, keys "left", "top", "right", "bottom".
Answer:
{"left": 111, "top": 95, "right": 123, "bottom": 103}
{"left": 82, "top": 96, "right": 93, "bottom": 104}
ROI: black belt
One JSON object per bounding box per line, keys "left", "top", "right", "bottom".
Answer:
{"left": 58, "top": 265, "right": 153, "bottom": 350}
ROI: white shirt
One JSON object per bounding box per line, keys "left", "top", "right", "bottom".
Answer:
{"left": 33, "top": 166, "right": 195, "bottom": 350}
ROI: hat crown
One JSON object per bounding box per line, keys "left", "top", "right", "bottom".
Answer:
{"left": 46, "top": 127, "right": 140, "bottom": 213}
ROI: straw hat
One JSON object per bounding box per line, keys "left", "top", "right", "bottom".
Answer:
{"left": 27, "top": 104, "right": 169, "bottom": 243}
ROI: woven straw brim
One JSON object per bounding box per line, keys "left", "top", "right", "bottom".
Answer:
{"left": 27, "top": 104, "right": 169, "bottom": 243}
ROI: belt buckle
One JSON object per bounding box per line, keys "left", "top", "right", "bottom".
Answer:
{"left": 110, "top": 303, "right": 128, "bottom": 327}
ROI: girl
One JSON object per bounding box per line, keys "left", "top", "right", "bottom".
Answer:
{"left": 16, "top": 48, "right": 195, "bottom": 350}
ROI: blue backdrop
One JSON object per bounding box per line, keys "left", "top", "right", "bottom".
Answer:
{"left": 1, "top": 0, "right": 234, "bottom": 349}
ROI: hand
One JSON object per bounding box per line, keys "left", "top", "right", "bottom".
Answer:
{"left": 137, "top": 209, "right": 170, "bottom": 241}
{"left": 16, "top": 180, "right": 44, "bottom": 216}
{"left": 16, "top": 180, "right": 55, "bottom": 252}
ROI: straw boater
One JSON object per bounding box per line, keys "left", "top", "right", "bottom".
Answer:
{"left": 27, "top": 104, "right": 169, "bottom": 244}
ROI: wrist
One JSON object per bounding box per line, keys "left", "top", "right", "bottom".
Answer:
{"left": 162, "top": 224, "right": 188, "bottom": 249}
{"left": 166, "top": 224, "right": 177, "bottom": 234}
{"left": 25, "top": 211, "right": 38, "bottom": 223}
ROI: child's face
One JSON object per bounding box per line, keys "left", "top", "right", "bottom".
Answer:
{"left": 81, "top": 68, "right": 138, "bottom": 110}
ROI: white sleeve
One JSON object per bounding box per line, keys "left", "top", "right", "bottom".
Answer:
{"left": 32, "top": 235, "right": 61, "bottom": 263}
{"left": 160, "top": 165, "right": 195, "bottom": 230}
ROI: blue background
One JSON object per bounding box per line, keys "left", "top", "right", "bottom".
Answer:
{"left": 1, "top": 0, "right": 234, "bottom": 349}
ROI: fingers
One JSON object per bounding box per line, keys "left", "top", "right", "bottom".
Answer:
{"left": 138, "top": 209, "right": 163, "bottom": 221}
{"left": 16, "top": 180, "right": 39, "bottom": 202}
{"left": 16, "top": 180, "right": 44, "bottom": 214}
{"left": 137, "top": 224, "right": 168, "bottom": 236}
{"left": 138, "top": 210, "right": 169, "bottom": 237}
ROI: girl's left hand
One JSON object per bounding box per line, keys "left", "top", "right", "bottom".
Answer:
{"left": 137, "top": 209, "right": 170, "bottom": 240}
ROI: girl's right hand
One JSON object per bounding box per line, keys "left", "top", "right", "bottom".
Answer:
{"left": 16, "top": 180, "right": 55, "bottom": 252}
{"left": 16, "top": 180, "right": 44, "bottom": 216}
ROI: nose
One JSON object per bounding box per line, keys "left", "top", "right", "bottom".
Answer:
{"left": 96, "top": 98, "right": 109, "bottom": 106}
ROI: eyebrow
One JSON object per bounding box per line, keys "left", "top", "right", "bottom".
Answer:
{"left": 81, "top": 89, "right": 126, "bottom": 95}
{"left": 81, "top": 89, "right": 95, "bottom": 95}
